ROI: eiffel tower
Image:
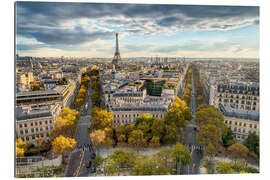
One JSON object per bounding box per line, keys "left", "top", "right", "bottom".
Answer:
{"left": 112, "top": 33, "right": 121, "bottom": 67}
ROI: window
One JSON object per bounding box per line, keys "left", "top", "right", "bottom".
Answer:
{"left": 50, "top": 126, "right": 53, "bottom": 130}
{"left": 49, "top": 120, "right": 52, "bottom": 124}
{"left": 235, "top": 122, "right": 237, "bottom": 125}
{"left": 26, "top": 136, "right": 29, "bottom": 141}
{"left": 25, "top": 129, "right": 28, "bottom": 134}
{"left": 250, "top": 124, "right": 252, "bottom": 128}
{"left": 39, "top": 121, "right": 42, "bottom": 125}
{"left": 32, "top": 135, "right": 35, "bottom": 140}
{"left": 20, "top": 130, "right": 23, "bottom": 135}
{"left": 234, "top": 127, "right": 237, "bottom": 132}
{"left": 40, "top": 127, "right": 43, "bottom": 132}
{"left": 19, "top": 124, "right": 22, "bottom": 128}
{"left": 239, "top": 122, "right": 242, "bottom": 126}
{"left": 254, "top": 125, "right": 257, "bottom": 129}
{"left": 24, "top": 123, "right": 27, "bottom": 127}
{"left": 238, "top": 129, "right": 241, "bottom": 132}
{"left": 244, "top": 123, "right": 246, "bottom": 127}
{"left": 243, "top": 129, "right": 246, "bottom": 133}
{"left": 225, "top": 120, "right": 228, "bottom": 124}
{"left": 30, "top": 123, "right": 33, "bottom": 126}
{"left": 229, "top": 121, "right": 232, "bottom": 124}
{"left": 41, "top": 134, "right": 44, "bottom": 138}
{"left": 35, "top": 122, "right": 38, "bottom": 126}
{"left": 36, "top": 128, "right": 38, "bottom": 132}
{"left": 31, "top": 128, "right": 34, "bottom": 133}
{"left": 46, "top": 126, "right": 49, "bottom": 130}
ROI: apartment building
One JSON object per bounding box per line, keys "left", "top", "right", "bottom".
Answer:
{"left": 210, "top": 82, "right": 259, "bottom": 112}
{"left": 220, "top": 104, "right": 259, "bottom": 142}
{"left": 15, "top": 104, "right": 61, "bottom": 143}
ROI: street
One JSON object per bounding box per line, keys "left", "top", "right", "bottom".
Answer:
{"left": 65, "top": 78, "right": 95, "bottom": 177}
{"left": 180, "top": 69, "right": 204, "bottom": 175}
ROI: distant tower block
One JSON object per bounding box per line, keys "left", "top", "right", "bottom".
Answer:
{"left": 112, "top": 33, "right": 121, "bottom": 67}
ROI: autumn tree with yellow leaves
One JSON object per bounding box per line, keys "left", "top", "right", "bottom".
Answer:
{"left": 51, "top": 135, "right": 76, "bottom": 155}
{"left": 51, "top": 135, "right": 76, "bottom": 163}
{"left": 90, "top": 130, "right": 106, "bottom": 155}
{"left": 50, "top": 107, "right": 79, "bottom": 139}
{"left": 90, "top": 106, "right": 113, "bottom": 131}
{"left": 16, "top": 138, "right": 28, "bottom": 157}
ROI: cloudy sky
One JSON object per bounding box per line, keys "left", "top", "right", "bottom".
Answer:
{"left": 16, "top": 2, "right": 259, "bottom": 58}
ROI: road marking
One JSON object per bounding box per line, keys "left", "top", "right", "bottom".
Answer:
{"left": 75, "top": 150, "right": 85, "bottom": 177}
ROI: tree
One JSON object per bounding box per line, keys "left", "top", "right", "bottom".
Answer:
{"left": 149, "top": 136, "right": 160, "bottom": 148}
{"left": 93, "top": 155, "right": 104, "bottom": 169}
{"left": 51, "top": 135, "right": 76, "bottom": 163}
{"left": 116, "top": 123, "right": 126, "bottom": 146}
{"left": 51, "top": 135, "right": 76, "bottom": 155}
{"left": 90, "top": 130, "right": 106, "bottom": 155}
{"left": 197, "top": 124, "right": 219, "bottom": 147}
{"left": 16, "top": 138, "right": 28, "bottom": 157}
{"left": 227, "top": 143, "right": 249, "bottom": 162}
{"left": 162, "top": 124, "right": 178, "bottom": 144}
{"left": 135, "top": 113, "right": 155, "bottom": 127}
{"left": 172, "top": 142, "right": 192, "bottom": 174}
{"left": 205, "top": 143, "right": 218, "bottom": 159}
{"left": 55, "top": 107, "right": 78, "bottom": 128}
{"left": 30, "top": 81, "right": 40, "bottom": 91}
{"left": 118, "top": 134, "right": 126, "bottom": 147}
{"left": 137, "top": 121, "right": 152, "bottom": 141}
{"left": 222, "top": 128, "right": 235, "bottom": 148}
{"left": 128, "top": 130, "right": 147, "bottom": 151}
{"left": 91, "top": 90, "right": 100, "bottom": 104}
{"left": 244, "top": 132, "right": 259, "bottom": 156}
{"left": 163, "top": 84, "right": 169, "bottom": 89}
{"left": 124, "top": 124, "right": 136, "bottom": 138}
{"left": 109, "top": 149, "right": 137, "bottom": 168}
{"left": 132, "top": 156, "right": 157, "bottom": 175}
{"left": 164, "top": 97, "right": 191, "bottom": 130}
{"left": 216, "top": 162, "right": 233, "bottom": 174}
{"left": 75, "top": 97, "right": 84, "bottom": 108}
{"left": 155, "top": 146, "right": 173, "bottom": 168}
{"left": 90, "top": 106, "right": 113, "bottom": 131}
{"left": 104, "top": 127, "right": 114, "bottom": 147}
{"left": 197, "top": 95, "right": 203, "bottom": 105}
{"left": 151, "top": 118, "right": 165, "bottom": 140}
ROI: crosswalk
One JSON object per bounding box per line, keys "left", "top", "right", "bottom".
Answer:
{"left": 184, "top": 144, "right": 205, "bottom": 152}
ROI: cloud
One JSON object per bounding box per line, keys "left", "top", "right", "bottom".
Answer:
{"left": 16, "top": 2, "right": 259, "bottom": 46}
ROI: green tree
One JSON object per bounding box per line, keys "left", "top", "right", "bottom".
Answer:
{"left": 222, "top": 128, "right": 235, "bottom": 148}
{"left": 162, "top": 124, "right": 178, "bottom": 144}
{"left": 216, "top": 162, "right": 233, "bottom": 174}
{"left": 93, "top": 155, "right": 104, "bottom": 169}
{"left": 109, "top": 149, "right": 137, "bottom": 168}
{"left": 172, "top": 142, "right": 192, "bottom": 174}
{"left": 151, "top": 118, "right": 165, "bottom": 139}
{"left": 244, "top": 132, "right": 259, "bottom": 156}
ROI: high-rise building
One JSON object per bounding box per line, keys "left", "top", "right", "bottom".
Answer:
{"left": 112, "top": 33, "right": 121, "bottom": 67}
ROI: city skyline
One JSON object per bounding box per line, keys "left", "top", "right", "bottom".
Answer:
{"left": 16, "top": 2, "right": 259, "bottom": 58}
